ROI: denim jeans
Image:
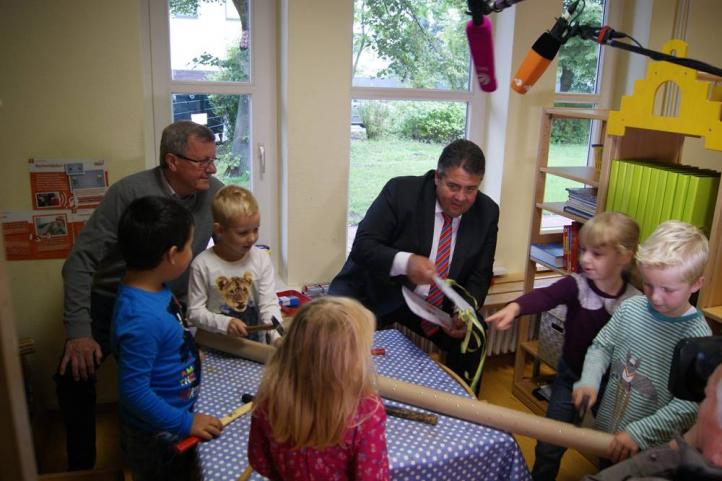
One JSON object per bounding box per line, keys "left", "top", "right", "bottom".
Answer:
{"left": 531, "top": 358, "right": 580, "bottom": 481}
{"left": 120, "top": 424, "right": 196, "bottom": 481}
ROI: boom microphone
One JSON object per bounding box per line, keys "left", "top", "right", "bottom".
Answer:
{"left": 511, "top": 0, "right": 578, "bottom": 94}
{"left": 466, "top": 16, "right": 497, "bottom": 92}
{"left": 488, "top": 0, "right": 527, "bottom": 12}
{"left": 510, "top": 31, "right": 562, "bottom": 94}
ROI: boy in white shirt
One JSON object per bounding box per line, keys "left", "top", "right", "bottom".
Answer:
{"left": 188, "top": 185, "right": 281, "bottom": 342}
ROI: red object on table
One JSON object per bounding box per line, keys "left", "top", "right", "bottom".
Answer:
{"left": 276, "top": 289, "right": 311, "bottom": 315}
{"left": 175, "top": 435, "right": 202, "bottom": 453}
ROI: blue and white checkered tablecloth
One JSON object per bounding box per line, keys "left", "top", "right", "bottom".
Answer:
{"left": 196, "top": 330, "right": 531, "bottom": 481}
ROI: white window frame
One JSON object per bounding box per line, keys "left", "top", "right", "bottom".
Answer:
{"left": 541, "top": 0, "right": 620, "bottom": 231}
{"left": 350, "top": 86, "right": 486, "bottom": 149}
{"left": 349, "top": 74, "right": 488, "bottom": 203}
{"left": 142, "top": 0, "right": 278, "bottom": 252}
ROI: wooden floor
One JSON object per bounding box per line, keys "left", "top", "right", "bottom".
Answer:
{"left": 478, "top": 353, "right": 598, "bottom": 481}
{"left": 36, "top": 354, "right": 597, "bottom": 480}
{"left": 36, "top": 404, "right": 124, "bottom": 475}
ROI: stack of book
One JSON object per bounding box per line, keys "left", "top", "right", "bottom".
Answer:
{"left": 606, "top": 160, "right": 720, "bottom": 240}
{"left": 530, "top": 242, "right": 565, "bottom": 269}
{"left": 562, "top": 222, "right": 582, "bottom": 272}
{"left": 564, "top": 187, "right": 597, "bottom": 220}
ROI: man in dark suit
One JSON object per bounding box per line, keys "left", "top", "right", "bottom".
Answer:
{"left": 330, "top": 139, "right": 498, "bottom": 384}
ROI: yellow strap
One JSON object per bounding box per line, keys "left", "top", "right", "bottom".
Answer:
{"left": 445, "top": 279, "right": 487, "bottom": 393}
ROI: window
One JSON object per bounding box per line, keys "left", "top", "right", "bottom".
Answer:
{"left": 348, "top": 0, "right": 485, "bottom": 249}
{"left": 542, "top": 0, "right": 612, "bottom": 230}
{"left": 146, "top": 0, "right": 277, "bottom": 248}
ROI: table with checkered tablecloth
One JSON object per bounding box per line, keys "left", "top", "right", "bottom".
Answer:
{"left": 195, "top": 329, "right": 531, "bottom": 481}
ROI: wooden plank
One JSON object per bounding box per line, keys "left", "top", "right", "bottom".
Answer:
{"left": 699, "top": 174, "right": 722, "bottom": 308}
{"left": 702, "top": 306, "right": 722, "bottom": 324}
{"left": 537, "top": 202, "right": 591, "bottom": 224}
{"left": 540, "top": 166, "right": 599, "bottom": 186}
{"left": 543, "top": 107, "right": 608, "bottom": 121}
{"left": 610, "top": 128, "right": 684, "bottom": 164}
{"left": 0, "top": 235, "right": 37, "bottom": 479}
{"left": 512, "top": 379, "right": 548, "bottom": 417}
{"left": 38, "top": 469, "right": 124, "bottom": 481}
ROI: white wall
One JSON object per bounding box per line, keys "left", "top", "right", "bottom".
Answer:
{"left": 280, "top": 0, "right": 354, "bottom": 287}
{"left": 0, "top": 1, "right": 147, "bottom": 404}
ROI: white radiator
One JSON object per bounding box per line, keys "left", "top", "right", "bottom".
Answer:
{"left": 481, "top": 306, "right": 518, "bottom": 356}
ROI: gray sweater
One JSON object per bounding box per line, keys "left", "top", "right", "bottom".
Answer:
{"left": 61, "top": 166, "right": 223, "bottom": 338}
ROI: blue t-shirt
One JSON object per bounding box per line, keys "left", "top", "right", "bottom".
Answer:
{"left": 112, "top": 284, "right": 200, "bottom": 436}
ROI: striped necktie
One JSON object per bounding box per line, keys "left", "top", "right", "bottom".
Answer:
{"left": 421, "top": 213, "right": 452, "bottom": 336}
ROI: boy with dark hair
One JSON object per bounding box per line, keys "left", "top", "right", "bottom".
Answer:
{"left": 113, "top": 196, "right": 222, "bottom": 481}
{"left": 57, "top": 120, "right": 222, "bottom": 471}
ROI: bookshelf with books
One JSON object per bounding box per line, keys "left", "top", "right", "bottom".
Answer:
{"left": 512, "top": 39, "right": 722, "bottom": 416}
{"left": 512, "top": 107, "right": 608, "bottom": 416}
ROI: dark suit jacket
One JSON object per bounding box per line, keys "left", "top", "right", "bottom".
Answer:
{"left": 330, "top": 170, "right": 499, "bottom": 318}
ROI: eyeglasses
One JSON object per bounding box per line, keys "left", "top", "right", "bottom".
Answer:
{"left": 172, "top": 152, "right": 217, "bottom": 168}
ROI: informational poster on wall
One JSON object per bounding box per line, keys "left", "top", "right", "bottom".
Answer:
{"left": 29, "top": 159, "right": 108, "bottom": 210}
{"left": 1, "top": 210, "right": 92, "bottom": 261}
{"left": 2, "top": 159, "right": 107, "bottom": 260}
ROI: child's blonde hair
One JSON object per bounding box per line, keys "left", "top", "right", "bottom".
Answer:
{"left": 211, "top": 185, "right": 258, "bottom": 226}
{"left": 579, "top": 211, "right": 639, "bottom": 257}
{"left": 635, "top": 220, "right": 708, "bottom": 283}
{"left": 254, "top": 296, "right": 378, "bottom": 449}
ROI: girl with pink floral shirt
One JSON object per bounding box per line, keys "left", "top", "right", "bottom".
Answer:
{"left": 248, "top": 297, "right": 390, "bottom": 481}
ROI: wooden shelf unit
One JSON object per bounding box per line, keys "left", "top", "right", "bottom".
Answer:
{"left": 539, "top": 166, "right": 600, "bottom": 187}
{"left": 513, "top": 107, "right": 608, "bottom": 415}
{"left": 513, "top": 49, "right": 722, "bottom": 413}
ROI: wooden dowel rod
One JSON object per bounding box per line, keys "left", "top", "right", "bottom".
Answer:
{"left": 195, "top": 330, "right": 613, "bottom": 457}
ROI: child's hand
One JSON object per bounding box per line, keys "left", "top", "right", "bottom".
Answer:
{"left": 607, "top": 431, "right": 639, "bottom": 462}
{"left": 191, "top": 413, "right": 223, "bottom": 441}
{"left": 227, "top": 318, "right": 248, "bottom": 337}
{"left": 485, "top": 303, "right": 520, "bottom": 331}
{"left": 572, "top": 386, "right": 597, "bottom": 410}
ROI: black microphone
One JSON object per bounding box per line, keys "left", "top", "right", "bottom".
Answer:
{"left": 466, "top": 0, "right": 529, "bottom": 19}
{"left": 511, "top": 0, "right": 579, "bottom": 94}
{"left": 575, "top": 24, "right": 628, "bottom": 44}
{"left": 490, "top": 0, "right": 527, "bottom": 12}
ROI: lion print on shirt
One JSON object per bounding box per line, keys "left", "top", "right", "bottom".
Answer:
{"left": 216, "top": 272, "right": 262, "bottom": 341}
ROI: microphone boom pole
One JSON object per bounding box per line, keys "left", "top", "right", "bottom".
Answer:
{"left": 605, "top": 39, "right": 722, "bottom": 78}
{"left": 574, "top": 25, "right": 722, "bottom": 78}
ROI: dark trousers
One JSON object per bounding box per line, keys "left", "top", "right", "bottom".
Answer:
{"left": 532, "top": 359, "right": 608, "bottom": 481}
{"left": 53, "top": 292, "right": 115, "bottom": 470}
{"left": 120, "top": 424, "right": 195, "bottom": 481}
{"left": 531, "top": 358, "right": 579, "bottom": 481}
{"left": 379, "top": 306, "right": 485, "bottom": 395}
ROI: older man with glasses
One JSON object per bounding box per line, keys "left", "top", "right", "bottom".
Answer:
{"left": 54, "top": 120, "right": 224, "bottom": 471}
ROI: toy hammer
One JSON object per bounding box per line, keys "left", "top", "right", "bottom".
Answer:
{"left": 244, "top": 316, "right": 286, "bottom": 336}
{"left": 174, "top": 398, "right": 254, "bottom": 454}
